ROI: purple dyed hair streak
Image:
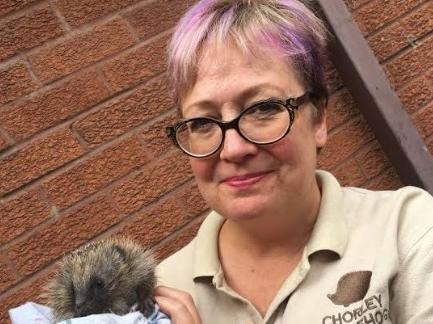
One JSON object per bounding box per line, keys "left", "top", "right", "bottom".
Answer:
{"left": 168, "top": 0, "right": 330, "bottom": 118}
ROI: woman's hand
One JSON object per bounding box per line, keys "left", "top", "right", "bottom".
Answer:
{"left": 155, "top": 286, "right": 202, "bottom": 324}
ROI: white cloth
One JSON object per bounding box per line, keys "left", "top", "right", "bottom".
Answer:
{"left": 9, "top": 302, "right": 171, "bottom": 324}
{"left": 57, "top": 312, "right": 147, "bottom": 324}
{"left": 9, "top": 302, "right": 53, "bottom": 324}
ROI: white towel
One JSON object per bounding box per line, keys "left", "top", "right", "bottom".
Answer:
{"left": 9, "top": 302, "right": 171, "bottom": 324}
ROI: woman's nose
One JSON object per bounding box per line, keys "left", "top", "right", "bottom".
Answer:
{"left": 219, "top": 128, "right": 258, "bottom": 162}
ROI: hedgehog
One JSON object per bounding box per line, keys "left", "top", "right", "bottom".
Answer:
{"left": 44, "top": 237, "right": 156, "bottom": 322}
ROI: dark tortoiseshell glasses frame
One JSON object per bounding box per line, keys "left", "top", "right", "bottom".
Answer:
{"left": 166, "top": 92, "right": 313, "bottom": 158}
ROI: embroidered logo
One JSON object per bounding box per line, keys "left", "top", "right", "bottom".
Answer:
{"left": 327, "top": 271, "right": 372, "bottom": 307}
{"left": 323, "top": 271, "right": 390, "bottom": 323}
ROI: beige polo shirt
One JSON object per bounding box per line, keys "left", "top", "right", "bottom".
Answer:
{"left": 157, "top": 171, "right": 433, "bottom": 324}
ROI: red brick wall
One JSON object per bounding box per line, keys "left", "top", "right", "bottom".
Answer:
{"left": 0, "top": 0, "right": 431, "bottom": 321}
{"left": 319, "top": 0, "right": 433, "bottom": 188}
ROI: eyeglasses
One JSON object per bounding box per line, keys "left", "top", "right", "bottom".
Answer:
{"left": 166, "top": 92, "right": 312, "bottom": 158}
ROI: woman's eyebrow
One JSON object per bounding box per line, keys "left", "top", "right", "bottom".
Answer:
{"left": 185, "top": 83, "right": 288, "bottom": 110}
{"left": 236, "top": 84, "right": 288, "bottom": 104}
{"left": 182, "top": 100, "right": 218, "bottom": 118}
{"left": 182, "top": 82, "right": 287, "bottom": 119}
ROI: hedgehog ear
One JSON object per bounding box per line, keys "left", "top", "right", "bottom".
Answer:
{"left": 113, "top": 245, "right": 127, "bottom": 261}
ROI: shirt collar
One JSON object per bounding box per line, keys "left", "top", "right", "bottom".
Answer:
{"left": 306, "top": 170, "right": 348, "bottom": 258}
{"left": 193, "top": 210, "right": 224, "bottom": 279}
{"left": 192, "top": 170, "right": 348, "bottom": 279}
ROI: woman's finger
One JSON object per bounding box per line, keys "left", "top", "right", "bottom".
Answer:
{"left": 155, "top": 286, "right": 201, "bottom": 324}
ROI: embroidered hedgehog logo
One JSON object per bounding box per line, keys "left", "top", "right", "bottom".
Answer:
{"left": 327, "top": 271, "right": 372, "bottom": 307}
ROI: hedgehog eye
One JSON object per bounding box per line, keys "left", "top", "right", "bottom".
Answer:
{"left": 95, "top": 279, "right": 104, "bottom": 289}
{"left": 90, "top": 277, "right": 105, "bottom": 290}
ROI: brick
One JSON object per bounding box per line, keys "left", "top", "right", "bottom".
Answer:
{"left": 324, "top": 60, "right": 344, "bottom": 94}
{"left": 0, "top": 0, "right": 39, "bottom": 17}
{"left": 140, "top": 110, "right": 178, "bottom": 158}
{"left": 43, "top": 136, "right": 150, "bottom": 210}
{"left": 124, "top": 0, "right": 194, "bottom": 41}
{"left": 385, "top": 35, "right": 433, "bottom": 89}
{"left": 154, "top": 217, "right": 204, "bottom": 262}
{"left": 115, "top": 197, "right": 182, "bottom": 249}
{"left": 427, "top": 67, "right": 433, "bottom": 84}
{"left": 56, "top": 0, "right": 140, "bottom": 27}
{"left": 73, "top": 77, "right": 174, "bottom": 147}
{"left": 397, "top": 75, "right": 433, "bottom": 115}
{"left": 176, "top": 183, "right": 208, "bottom": 218}
{"left": 113, "top": 182, "right": 205, "bottom": 254}
{"left": 114, "top": 185, "right": 201, "bottom": 249}
{"left": 0, "top": 6, "right": 63, "bottom": 61}
{"left": 0, "top": 60, "right": 38, "bottom": 105}
{"left": 353, "top": 0, "right": 424, "bottom": 36}
{"left": 8, "top": 196, "right": 121, "bottom": 276}
{"left": 29, "top": 18, "right": 135, "bottom": 84}
{"left": 0, "top": 135, "right": 9, "bottom": 151}
{"left": 0, "top": 190, "right": 50, "bottom": 245}
{"left": 401, "top": 2, "right": 433, "bottom": 40}
{"left": 367, "top": 2, "right": 433, "bottom": 62}
{"left": 327, "top": 89, "right": 360, "bottom": 131}
{"left": 102, "top": 35, "right": 168, "bottom": 91}
{"left": 412, "top": 102, "right": 433, "bottom": 138}
{"left": 342, "top": 0, "right": 371, "bottom": 11}
{"left": 0, "top": 128, "right": 84, "bottom": 197}
{"left": 367, "top": 22, "right": 406, "bottom": 62}
{"left": 318, "top": 116, "right": 375, "bottom": 170}
{"left": 111, "top": 151, "right": 193, "bottom": 215}
{"left": 355, "top": 140, "right": 392, "bottom": 179}
{"left": 0, "top": 71, "right": 109, "bottom": 141}
{"left": 365, "top": 167, "right": 402, "bottom": 191}
{"left": 331, "top": 157, "right": 366, "bottom": 187}
{"left": 0, "top": 269, "right": 55, "bottom": 323}
{"left": 0, "top": 254, "right": 20, "bottom": 294}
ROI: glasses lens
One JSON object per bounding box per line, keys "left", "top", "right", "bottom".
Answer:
{"left": 239, "top": 102, "right": 290, "bottom": 143}
{"left": 176, "top": 118, "right": 222, "bottom": 156}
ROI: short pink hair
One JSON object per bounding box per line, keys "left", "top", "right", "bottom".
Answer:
{"left": 168, "top": 0, "right": 329, "bottom": 117}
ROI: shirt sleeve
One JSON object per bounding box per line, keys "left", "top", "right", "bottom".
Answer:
{"left": 390, "top": 188, "right": 433, "bottom": 324}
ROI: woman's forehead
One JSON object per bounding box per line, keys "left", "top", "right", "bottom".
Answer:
{"left": 197, "top": 40, "right": 286, "bottom": 77}
{"left": 180, "top": 44, "right": 304, "bottom": 115}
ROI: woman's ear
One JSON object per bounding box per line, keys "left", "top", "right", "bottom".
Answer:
{"left": 314, "top": 110, "right": 327, "bottom": 148}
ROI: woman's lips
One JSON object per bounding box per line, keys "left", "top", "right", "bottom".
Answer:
{"left": 222, "top": 172, "right": 270, "bottom": 188}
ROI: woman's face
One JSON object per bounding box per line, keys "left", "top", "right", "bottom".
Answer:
{"left": 181, "top": 44, "right": 327, "bottom": 222}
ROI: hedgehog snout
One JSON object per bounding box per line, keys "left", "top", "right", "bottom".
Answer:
{"left": 75, "top": 301, "right": 90, "bottom": 318}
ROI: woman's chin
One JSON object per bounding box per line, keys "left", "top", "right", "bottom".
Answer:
{"left": 217, "top": 196, "right": 270, "bottom": 222}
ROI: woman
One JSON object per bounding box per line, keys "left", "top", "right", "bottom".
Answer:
{"left": 154, "top": 1, "right": 433, "bottom": 323}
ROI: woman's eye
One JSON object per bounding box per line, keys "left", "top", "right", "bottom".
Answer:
{"left": 246, "top": 102, "right": 284, "bottom": 118}
{"left": 188, "top": 119, "right": 215, "bottom": 133}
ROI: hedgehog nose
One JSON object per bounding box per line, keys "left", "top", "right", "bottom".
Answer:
{"left": 75, "top": 302, "right": 89, "bottom": 317}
